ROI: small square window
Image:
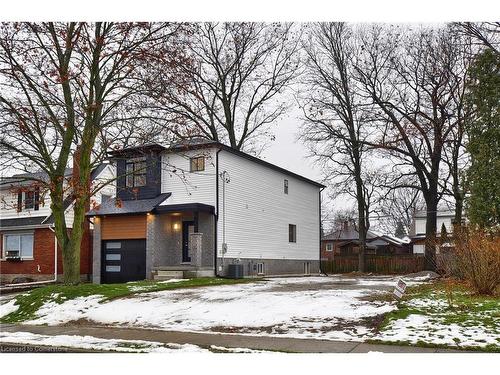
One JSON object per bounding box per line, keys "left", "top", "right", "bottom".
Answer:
{"left": 289, "top": 224, "right": 296, "bottom": 243}
{"left": 284, "top": 179, "right": 288, "bottom": 194}
{"left": 326, "top": 243, "right": 333, "bottom": 252}
{"left": 190, "top": 156, "right": 205, "bottom": 172}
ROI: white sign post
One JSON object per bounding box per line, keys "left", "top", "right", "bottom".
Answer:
{"left": 393, "top": 278, "right": 407, "bottom": 299}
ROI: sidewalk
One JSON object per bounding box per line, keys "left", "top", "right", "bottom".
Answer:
{"left": 0, "top": 324, "right": 471, "bottom": 353}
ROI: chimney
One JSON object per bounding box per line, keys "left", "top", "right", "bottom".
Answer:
{"left": 343, "top": 220, "right": 349, "bottom": 231}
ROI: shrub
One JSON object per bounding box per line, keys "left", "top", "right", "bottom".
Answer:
{"left": 454, "top": 228, "right": 500, "bottom": 296}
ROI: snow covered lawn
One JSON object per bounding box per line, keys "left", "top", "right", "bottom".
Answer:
{"left": 2, "top": 275, "right": 421, "bottom": 342}
{"left": 2, "top": 275, "right": 497, "bottom": 351}
{"left": 374, "top": 282, "right": 500, "bottom": 351}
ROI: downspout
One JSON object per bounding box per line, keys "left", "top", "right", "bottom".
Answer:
{"left": 319, "top": 186, "right": 326, "bottom": 276}
{"left": 214, "top": 148, "right": 221, "bottom": 277}
{"left": 48, "top": 225, "right": 58, "bottom": 282}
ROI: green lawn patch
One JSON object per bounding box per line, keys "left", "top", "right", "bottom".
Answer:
{"left": 1, "top": 277, "right": 260, "bottom": 324}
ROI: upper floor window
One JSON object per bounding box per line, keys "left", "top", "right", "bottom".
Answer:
{"left": 326, "top": 243, "right": 333, "bottom": 252}
{"left": 17, "top": 189, "right": 39, "bottom": 212}
{"left": 3, "top": 233, "right": 34, "bottom": 259}
{"left": 284, "top": 179, "right": 289, "bottom": 194}
{"left": 126, "top": 157, "right": 147, "bottom": 188}
{"left": 289, "top": 224, "right": 297, "bottom": 243}
{"left": 190, "top": 156, "right": 205, "bottom": 172}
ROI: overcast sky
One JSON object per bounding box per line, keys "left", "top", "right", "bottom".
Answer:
{"left": 260, "top": 107, "right": 322, "bottom": 183}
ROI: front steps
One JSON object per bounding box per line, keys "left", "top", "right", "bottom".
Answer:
{"left": 152, "top": 266, "right": 215, "bottom": 280}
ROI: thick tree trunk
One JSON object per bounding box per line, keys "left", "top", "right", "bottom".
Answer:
{"left": 355, "top": 171, "right": 366, "bottom": 273}
{"left": 424, "top": 196, "right": 438, "bottom": 271}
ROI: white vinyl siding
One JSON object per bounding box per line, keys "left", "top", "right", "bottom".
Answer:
{"left": 0, "top": 190, "right": 51, "bottom": 220}
{"left": 0, "top": 164, "right": 116, "bottom": 230}
{"left": 217, "top": 150, "right": 320, "bottom": 261}
{"left": 161, "top": 148, "right": 216, "bottom": 206}
{"left": 437, "top": 217, "right": 453, "bottom": 233}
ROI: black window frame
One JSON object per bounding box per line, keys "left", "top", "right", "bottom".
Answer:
{"left": 125, "top": 157, "right": 147, "bottom": 188}
{"left": 24, "top": 190, "right": 35, "bottom": 210}
{"left": 190, "top": 156, "right": 205, "bottom": 172}
{"left": 289, "top": 224, "right": 297, "bottom": 243}
{"left": 17, "top": 189, "right": 39, "bottom": 212}
{"left": 284, "top": 179, "right": 289, "bottom": 194}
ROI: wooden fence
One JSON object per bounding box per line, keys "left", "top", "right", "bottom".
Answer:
{"left": 321, "top": 255, "right": 425, "bottom": 274}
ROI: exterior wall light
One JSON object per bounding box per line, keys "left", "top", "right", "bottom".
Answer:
{"left": 173, "top": 222, "right": 180, "bottom": 231}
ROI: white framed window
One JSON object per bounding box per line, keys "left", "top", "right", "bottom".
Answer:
{"left": 413, "top": 244, "right": 425, "bottom": 254}
{"left": 284, "top": 179, "right": 289, "bottom": 194}
{"left": 304, "top": 262, "right": 311, "bottom": 275}
{"left": 326, "top": 243, "right": 333, "bottom": 252}
{"left": 3, "top": 233, "right": 34, "bottom": 259}
{"left": 257, "top": 262, "right": 265, "bottom": 275}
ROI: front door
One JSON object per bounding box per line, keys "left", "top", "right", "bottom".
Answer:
{"left": 182, "top": 221, "right": 195, "bottom": 263}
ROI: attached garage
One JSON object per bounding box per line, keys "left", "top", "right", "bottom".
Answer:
{"left": 101, "top": 239, "right": 146, "bottom": 283}
{"left": 100, "top": 215, "right": 147, "bottom": 283}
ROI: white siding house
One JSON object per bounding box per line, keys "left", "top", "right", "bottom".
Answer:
{"left": 90, "top": 141, "right": 323, "bottom": 282}
{"left": 217, "top": 149, "right": 320, "bottom": 264}
{"left": 410, "top": 210, "right": 457, "bottom": 255}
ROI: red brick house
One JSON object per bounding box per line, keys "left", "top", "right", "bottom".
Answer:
{"left": 321, "top": 221, "right": 411, "bottom": 261}
{"left": 0, "top": 164, "right": 114, "bottom": 284}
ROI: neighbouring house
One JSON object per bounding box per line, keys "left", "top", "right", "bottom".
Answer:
{"left": 87, "top": 140, "right": 324, "bottom": 283}
{"left": 321, "top": 221, "right": 411, "bottom": 261}
{"left": 0, "top": 164, "right": 115, "bottom": 284}
{"left": 409, "top": 210, "right": 458, "bottom": 254}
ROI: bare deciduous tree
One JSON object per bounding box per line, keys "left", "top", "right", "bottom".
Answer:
{"left": 354, "top": 26, "right": 469, "bottom": 270}
{"left": 146, "top": 22, "right": 301, "bottom": 154}
{"left": 0, "top": 22, "right": 184, "bottom": 284}
{"left": 300, "top": 22, "right": 376, "bottom": 272}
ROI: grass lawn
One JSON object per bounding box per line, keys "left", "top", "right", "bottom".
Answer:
{"left": 0, "top": 277, "right": 260, "bottom": 324}
{"left": 374, "top": 281, "right": 500, "bottom": 352}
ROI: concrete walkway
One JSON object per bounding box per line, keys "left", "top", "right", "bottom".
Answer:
{"left": 0, "top": 324, "right": 471, "bottom": 353}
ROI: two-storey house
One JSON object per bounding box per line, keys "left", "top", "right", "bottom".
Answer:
{"left": 0, "top": 164, "right": 115, "bottom": 284}
{"left": 88, "top": 140, "right": 324, "bottom": 283}
{"left": 409, "top": 210, "right": 456, "bottom": 254}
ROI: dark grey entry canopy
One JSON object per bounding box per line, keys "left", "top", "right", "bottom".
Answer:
{"left": 87, "top": 192, "right": 215, "bottom": 217}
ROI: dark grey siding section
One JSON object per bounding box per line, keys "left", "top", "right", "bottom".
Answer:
{"left": 116, "top": 153, "right": 162, "bottom": 201}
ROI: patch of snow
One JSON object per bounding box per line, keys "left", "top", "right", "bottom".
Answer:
{"left": 0, "top": 331, "right": 208, "bottom": 353}
{"left": 25, "top": 295, "right": 104, "bottom": 325}
{"left": 25, "top": 277, "right": 398, "bottom": 341}
{"left": 0, "top": 299, "right": 19, "bottom": 318}
{"left": 376, "top": 314, "right": 500, "bottom": 348}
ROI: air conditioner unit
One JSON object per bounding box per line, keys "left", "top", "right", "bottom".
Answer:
{"left": 5, "top": 250, "right": 21, "bottom": 260}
